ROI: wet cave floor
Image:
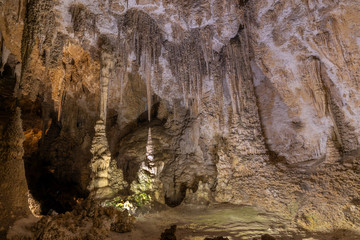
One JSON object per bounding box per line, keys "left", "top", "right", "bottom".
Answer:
{"left": 8, "top": 203, "right": 360, "bottom": 239}
{"left": 113, "top": 204, "right": 360, "bottom": 240}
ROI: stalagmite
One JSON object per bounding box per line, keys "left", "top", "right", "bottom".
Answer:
{"left": 146, "top": 127, "right": 156, "bottom": 175}
{"left": 5, "top": 1, "right": 360, "bottom": 238}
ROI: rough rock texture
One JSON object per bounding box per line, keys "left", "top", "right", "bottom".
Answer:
{"left": 204, "top": 237, "right": 229, "bottom": 240}
{"left": 250, "top": 0, "right": 360, "bottom": 164}
{"left": 0, "top": 99, "right": 29, "bottom": 238}
{"left": 160, "top": 225, "right": 177, "bottom": 240}
{"left": 30, "top": 200, "right": 135, "bottom": 240}
{"left": 0, "top": 1, "right": 30, "bottom": 236}
{"left": 88, "top": 119, "right": 127, "bottom": 199}
{"left": 260, "top": 234, "right": 276, "bottom": 240}
{"left": 1, "top": 0, "right": 360, "bottom": 236}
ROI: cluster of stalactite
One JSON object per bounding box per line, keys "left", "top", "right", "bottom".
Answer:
{"left": 89, "top": 7, "right": 268, "bottom": 206}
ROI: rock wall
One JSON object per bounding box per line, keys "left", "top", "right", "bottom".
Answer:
{"left": 1, "top": 0, "right": 360, "bottom": 233}
{"left": 0, "top": 105, "right": 29, "bottom": 237}
{"left": 250, "top": 0, "right": 360, "bottom": 164}
{"left": 0, "top": 1, "right": 30, "bottom": 237}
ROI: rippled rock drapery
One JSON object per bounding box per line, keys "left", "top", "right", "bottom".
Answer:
{"left": 0, "top": 0, "right": 360, "bottom": 235}
{"left": 250, "top": 0, "right": 360, "bottom": 164}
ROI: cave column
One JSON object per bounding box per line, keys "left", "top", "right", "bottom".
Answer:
{"left": 100, "top": 52, "right": 112, "bottom": 122}
{"left": 88, "top": 51, "right": 117, "bottom": 199}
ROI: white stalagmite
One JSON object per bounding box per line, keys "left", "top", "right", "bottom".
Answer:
{"left": 146, "top": 127, "right": 156, "bottom": 175}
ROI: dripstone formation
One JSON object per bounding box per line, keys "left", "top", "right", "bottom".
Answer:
{"left": 1, "top": 0, "right": 360, "bottom": 237}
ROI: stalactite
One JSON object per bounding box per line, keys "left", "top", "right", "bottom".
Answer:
{"left": 17, "top": 0, "right": 22, "bottom": 22}
{"left": 164, "top": 30, "right": 207, "bottom": 111}
{"left": 146, "top": 51, "right": 152, "bottom": 121}
{"left": 173, "top": 104, "right": 177, "bottom": 121}
{"left": 228, "top": 73, "right": 238, "bottom": 116}
{"left": 197, "top": 74, "right": 202, "bottom": 114}
{"left": 236, "top": 71, "right": 243, "bottom": 113}
{"left": 100, "top": 75, "right": 106, "bottom": 122}
{"left": 119, "top": 71, "right": 123, "bottom": 106}
{"left": 1, "top": 43, "right": 10, "bottom": 74}
{"left": 182, "top": 82, "right": 188, "bottom": 108}
{"left": 116, "top": 10, "right": 163, "bottom": 121}
{"left": 118, "top": 43, "right": 129, "bottom": 106}
{"left": 224, "top": 45, "right": 238, "bottom": 116}
{"left": 57, "top": 74, "right": 65, "bottom": 122}
{"left": 223, "top": 38, "right": 253, "bottom": 117}
{"left": 99, "top": 50, "right": 113, "bottom": 123}
{"left": 57, "top": 89, "right": 63, "bottom": 121}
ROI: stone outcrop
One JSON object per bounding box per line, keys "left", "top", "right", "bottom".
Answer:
{"left": 160, "top": 225, "right": 177, "bottom": 240}
{"left": 0, "top": 104, "right": 29, "bottom": 238}
{"left": 31, "top": 200, "right": 135, "bottom": 240}
{"left": 250, "top": 0, "right": 360, "bottom": 164}
{"left": 0, "top": 0, "right": 360, "bottom": 235}
{"left": 0, "top": 2, "right": 29, "bottom": 235}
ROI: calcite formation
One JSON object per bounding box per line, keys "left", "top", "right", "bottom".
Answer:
{"left": 251, "top": 0, "right": 360, "bottom": 164}
{"left": 31, "top": 199, "right": 135, "bottom": 240}
{"left": 1, "top": 0, "right": 360, "bottom": 236}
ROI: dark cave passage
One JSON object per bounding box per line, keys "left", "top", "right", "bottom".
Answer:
{"left": 21, "top": 102, "right": 89, "bottom": 215}
{"left": 3, "top": 0, "right": 360, "bottom": 239}
{"left": 25, "top": 154, "right": 88, "bottom": 215}
{"left": 106, "top": 99, "right": 191, "bottom": 208}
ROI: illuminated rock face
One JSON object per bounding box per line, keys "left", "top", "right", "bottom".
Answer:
{"left": 0, "top": 2, "right": 30, "bottom": 237}
{"left": 250, "top": 0, "right": 360, "bottom": 165}
{"left": 1, "top": 0, "right": 360, "bottom": 233}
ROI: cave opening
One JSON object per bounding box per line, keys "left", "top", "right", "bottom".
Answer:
{"left": 23, "top": 114, "right": 89, "bottom": 215}
{"left": 20, "top": 97, "right": 89, "bottom": 215}
{"left": 105, "top": 99, "right": 193, "bottom": 208}
{"left": 164, "top": 182, "right": 187, "bottom": 207}
{"left": 3, "top": 0, "right": 360, "bottom": 238}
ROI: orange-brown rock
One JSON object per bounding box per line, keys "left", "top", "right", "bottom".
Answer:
{"left": 1, "top": 0, "right": 360, "bottom": 236}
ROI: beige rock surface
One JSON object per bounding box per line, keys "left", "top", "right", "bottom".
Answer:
{"left": 250, "top": 0, "right": 360, "bottom": 164}
{"left": 1, "top": 0, "right": 360, "bottom": 236}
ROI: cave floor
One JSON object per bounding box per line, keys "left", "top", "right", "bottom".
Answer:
{"left": 115, "top": 204, "right": 360, "bottom": 240}
{"left": 8, "top": 204, "right": 360, "bottom": 240}
{"left": 115, "top": 204, "right": 303, "bottom": 240}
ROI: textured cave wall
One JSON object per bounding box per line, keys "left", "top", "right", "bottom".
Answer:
{"left": 249, "top": 0, "right": 360, "bottom": 164}
{"left": 0, "top": 0, "right": 30, "bottom": 236}
{"left": 1, "top": 0, "right": 360, "bottom": 233}
{"left": 17, "top": 0, "right": 256, "bottom": 207}
{"left": 18, "top": 0, "right": 102, "bottom": 213}
{"left": 0, "top": 95, "right": 29, "bottom": 237}
{"left": 0, "top": 106, "right": 29, "bottom": 238}
{"left": 17, "top": 0, "right": 360, "bottom": 228}
{"left": 244, "top": 0, "right": 360, "bottom": 230}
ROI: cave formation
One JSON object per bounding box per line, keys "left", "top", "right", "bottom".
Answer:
{"left": 1, "top": 0, "right": 360, "bottom": 239}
